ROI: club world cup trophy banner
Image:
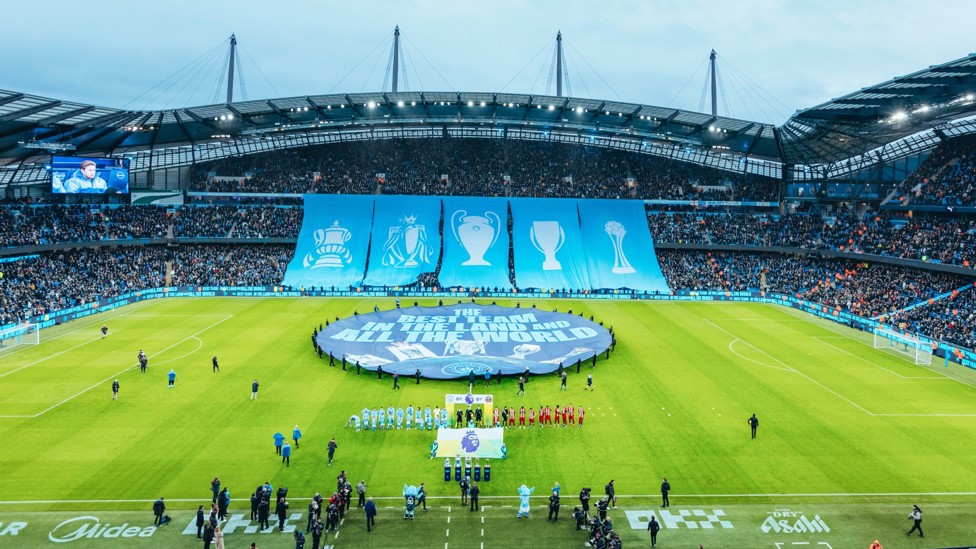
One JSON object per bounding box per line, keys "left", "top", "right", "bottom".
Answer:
{"left": 314, "top": 304, "right": 611, "bottom": 379}
{"left": 576, "top": 198, "right": 670, "bottom": 293}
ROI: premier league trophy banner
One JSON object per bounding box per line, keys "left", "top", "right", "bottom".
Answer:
{"left": 364, "top": 195, "right": 440, "bottom": 287}
{"left": 314, "top": 304, "right": 611, "bottom": 379}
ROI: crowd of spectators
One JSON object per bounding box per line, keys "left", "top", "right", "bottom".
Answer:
{"left": 190, "top": 139, "right": 780, "bottom": 201}
{"left": 0, "top": 245, "right": 290, "bottom": 326}
{"left": 898, "top": 287, "right": 976, "bottom": 351}
{"left": 173, "top": 205, "right": 302, "bottom": 238}
{"left": 5, "top": 206, "right": 973, "bottom": 269}
{"left": 899, "top": 137, "right": 976, "bottom": 207}
{"left": 0, "top": 204, "right": 305, "bottom": 248}
{"left": 656, "top": 250, "right": 974, "bottom": 320}
{"left": 0, "top": 205, "right": 168, "bottom": 248}
{"left": 648, "top": 212, "right": 976, "bottom": 267}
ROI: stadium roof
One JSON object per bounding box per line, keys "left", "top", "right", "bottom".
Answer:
{"left": 2, "top": 52, "right": 976, "bottom": 188}
{"left": 781, "top": 52, "right": 976, "bottom": 166}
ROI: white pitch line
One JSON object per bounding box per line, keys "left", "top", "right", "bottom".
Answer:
{"left": 123, "top": 314, "right": 234, "bottom": 317}
{"left": 0, "top": 336, "right": 103, "bottom": 378}
{"left": 778, "top": 305, "right": 976, "bottom": 391}
{"left": 727, "top": 339, "right": 792, "bottom": 372}
{"left": 812, "top": 336, "right": 942, "bottom": 380}
{"left": 0, "top": 300, "right": 158, "bottom": 361}
{"left": 705, "top": 318, "right": 874, "bottom": 415}
{"left": 5, "top": 490, "right": 976, "bottom": 505}
{"left": 0, "top": 315, "right": 233, "bottom": 419}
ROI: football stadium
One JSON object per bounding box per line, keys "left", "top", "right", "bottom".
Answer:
{"left": 2, "top": 12, "right": 976, "bottom": 549}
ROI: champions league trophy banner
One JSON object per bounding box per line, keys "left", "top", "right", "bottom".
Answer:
{"left": 314, "top": 304, "right": 611, "bottom": 379}
{"left": 440, "top": 197, "right": 512, "bottom": 290}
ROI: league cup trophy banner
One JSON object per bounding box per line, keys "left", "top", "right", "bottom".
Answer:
{"left": 604, "top": 220, "right": 636, "bottom": 274}
{"left": 451, "top": 210, "right": 501, "bottom": 266}
{"left": 303, "top": 220, "right": 353, "bottom": 268}
{"left": 530, "top": 220, "right": 565, "bottom": 271}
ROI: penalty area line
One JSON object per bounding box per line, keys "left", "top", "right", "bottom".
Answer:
{"left": 705, "top": 318, "right": 875, "bottom": 416}
{"left": 0, "top": 315, "right": 233, "bottom": 419}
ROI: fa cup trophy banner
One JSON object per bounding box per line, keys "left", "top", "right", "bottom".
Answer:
{"left": 304, "top": 220, "right": 353, "bottom": 268}
{"left": 529, "top": 220, "right": 565, "bottom": 271}
{"left": 382, "top": 214, "right": 432, "bottom": 268}
{"left": 451, "top": 210, "right": 502, "bottom": 266}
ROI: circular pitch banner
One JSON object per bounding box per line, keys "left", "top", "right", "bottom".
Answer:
{"left": 315, "top": 304, "right": 611, "bottom": 379}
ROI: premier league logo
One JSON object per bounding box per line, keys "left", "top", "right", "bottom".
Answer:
{"left": 461, "top": 431, "right": 481, "bottom": 453}
{"left": 381, "top": 214, "right": 432, "bottom": 268}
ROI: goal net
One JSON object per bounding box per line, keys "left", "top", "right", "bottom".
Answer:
{"left": 872, "top": 327, "right": 932, "bottom": 365}
{"left": 0, "top": 323, "right": 40, "bottom": 350}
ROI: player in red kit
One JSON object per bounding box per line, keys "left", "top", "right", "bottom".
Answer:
{"left": 528, "top": 408, "right": 535, "bottom": 428}
{"left": 519, "top": 406, "right": 526, "bottom": 428}
{"left": 508, "top": 407, "right": 516, "bottom": 428}
{"left": 578, "top": 406, "right": 585, "bottom": 428}
{"left": 493, "top": 407, "right": 500, "bottom": 427}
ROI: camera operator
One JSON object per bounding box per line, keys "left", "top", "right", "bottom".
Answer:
{"left": 579, "top": 487, "right": 591, "bottom": 518}
{"left": 596, "top": 497, "right": 609, "bottom": 521}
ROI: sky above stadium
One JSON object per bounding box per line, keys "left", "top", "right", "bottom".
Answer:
{"left": 4, "top": 0, "right": 972, "bottom": 124}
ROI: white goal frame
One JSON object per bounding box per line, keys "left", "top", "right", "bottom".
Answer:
{"left": 0, "top": 323, "right": 39, "bottom": 350}
{"left": 873, "top": 327, "right": 932, "bottom": 365}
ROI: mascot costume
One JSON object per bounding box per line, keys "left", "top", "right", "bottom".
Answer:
{"left": 516, "top": 484, "right": 535, "bottom": 518}
{"left": 403, "top": 484, "right": 419, "bottom": 519}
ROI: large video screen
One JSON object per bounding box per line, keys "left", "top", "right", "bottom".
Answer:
{"left": 51, "top": 156, "right": 129, "bottom": 194}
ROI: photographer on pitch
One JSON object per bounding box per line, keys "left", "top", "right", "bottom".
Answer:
{"left": 906, "top": 504, "right": 923, "bottom": 537}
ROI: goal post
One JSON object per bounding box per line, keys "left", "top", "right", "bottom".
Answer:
{"left": 872, "top": 327, "right": 932, "bottom": 365}
{"left": 0, "top": 323, "right": 40, "bottom": 350}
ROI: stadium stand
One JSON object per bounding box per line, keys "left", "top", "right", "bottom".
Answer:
{"left": 1, "top": 138, "right": 975, "bottom": 355}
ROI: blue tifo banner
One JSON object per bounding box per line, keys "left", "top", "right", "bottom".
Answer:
{"left": 436, "top": 427, "right": 504, "bottom": 459}
{"left": 363, "top": 195, "right": 441, "bottom": 287}
{"left": 576, "top": 199, "right": 670, "bottom": 293}
{"left": 314, "top": 304, "right": 611, "bottom": 380}
{"left": 439, "top": 197, "right": 512, "bottom": 290}
{"left": 510, "top": 198, "right": 591, "bottom": 291}
{"left": 283, "top": 195, "right": 375, "bottom": 289}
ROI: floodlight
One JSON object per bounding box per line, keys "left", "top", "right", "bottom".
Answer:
{"left": 398, "top": 101, "right": 405, "bottom": 107}
{"left": 890, "top": 111, "right": 908, "bottom": 122}
{"left": 468, "top": 101, "right": 474, "bottom": 106}
{"left": 480, "top": 101, "right": 486, "bottom": 107}
{"left": 967, "top": 94, "right": 975, "bottom": 101}
{"left": 548, "top": 105, "right": 555, "bottom": 111}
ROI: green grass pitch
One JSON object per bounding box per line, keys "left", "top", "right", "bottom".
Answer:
{"left": 1, "top": 297, "right": 975, "bottom": 548}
